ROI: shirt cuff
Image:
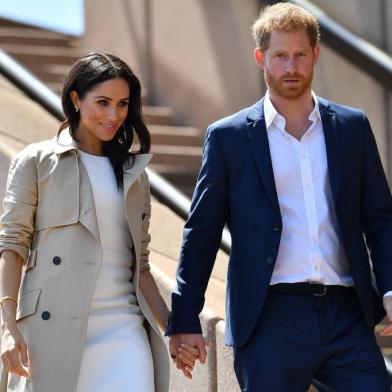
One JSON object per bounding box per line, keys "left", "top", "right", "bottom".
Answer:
{"left": 383, "top": 291, "right": 392, "bottom": 298}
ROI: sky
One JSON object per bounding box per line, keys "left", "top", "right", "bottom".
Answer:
{"left": 0, "top": 0, "right": 84, "bottom": 36}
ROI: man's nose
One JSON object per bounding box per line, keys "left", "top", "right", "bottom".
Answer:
{"left": 285, "top": 56, "right": 297, "bottom": 72}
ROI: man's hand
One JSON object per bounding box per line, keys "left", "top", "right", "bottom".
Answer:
{"left": 380, "top": 296, "right": 392, "bottom": 336}
{"left": 169, "top": 333, "right": 207, "bottom": 379}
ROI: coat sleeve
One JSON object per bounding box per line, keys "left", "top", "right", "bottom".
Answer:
{"left": 360, "top": 112, "right": 392, "bottom": 296}
{"left": 166, "top": 126, "right": 228, "bottom": 335}
{"left": 139, "top": 171, "right": 152, "bottom": 273}
{"left": 0, "top": 147, "right": 38, "bottom": 263}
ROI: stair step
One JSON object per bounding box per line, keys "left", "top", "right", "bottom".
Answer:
{"left": 0, "top": 27, "right": 75, "bottom": 46}
{"left": 149, "top": 164, "right": 198, "bottom": 196}
{"left": 26, "top": 64, "right": 70, "bottom": 83}
{"left": 149, "top": 125, "right": 201, "bottom": 146}
{"left": 143, "top": 106, "right": 173, "bottom": 126}
{"left": 1, "top": 44, "right": 80, "bottom": 65}
{"left": 0, "top": 18, "right": 42, "bottom": 28}
{"left": 150, "top": 144, "right": 202, "bottom": 169}
{"left": 45, "top": 81, "right": 64, "bottom": 94}
{"left": 149, "top": 164, "right": 199, "bottom": 184}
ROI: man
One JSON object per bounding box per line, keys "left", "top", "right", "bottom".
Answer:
{"left": 166, "top": 3, "right": 392, "bottom": 391}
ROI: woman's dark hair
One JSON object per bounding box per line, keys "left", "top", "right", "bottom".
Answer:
{"left": 59, "top": 53, "right": 150, "bottom": 188}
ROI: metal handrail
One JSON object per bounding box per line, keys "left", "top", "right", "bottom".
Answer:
{"left": 0, "top": 49, "right": 232, "bottom": 253}
{"left": 265, "top": 0, "right": 392, "bottom": 89}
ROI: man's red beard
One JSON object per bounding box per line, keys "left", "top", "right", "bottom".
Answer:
{"left": 265, "top": 70, "right": 313, "bottom": 100}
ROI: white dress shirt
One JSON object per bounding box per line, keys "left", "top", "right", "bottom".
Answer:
{"left": 264, "top": 91, "right": 353, "bottom": 286}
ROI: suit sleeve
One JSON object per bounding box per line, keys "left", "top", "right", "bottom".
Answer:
{"left": 166, "top": 126, "right": 228, "bottom": 334}
{"left": 0, "top": 147, "right": 38, "bottom": 263}
{"left": 360, "top": 112, "right": 392, "bottom": 296}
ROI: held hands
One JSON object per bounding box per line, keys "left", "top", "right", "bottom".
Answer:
{"left": 1, "top": 324, "right": 29, "bottom": 377}
{"left": 169, "top": 333, "right": 207, "bottom": 379}
{"left": 380, "top": 296, "right": 392, "bottom": 336}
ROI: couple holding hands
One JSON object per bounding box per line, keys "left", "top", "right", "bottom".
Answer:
{"left": 1, "top": 3, "right": 392, "bottom": 391}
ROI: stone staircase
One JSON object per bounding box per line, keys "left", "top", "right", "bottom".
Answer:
{"left": 0, "top": 18, "right": 202, "bottom": 195}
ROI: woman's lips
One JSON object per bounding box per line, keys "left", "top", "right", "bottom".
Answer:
{"left": 100, "top": 123, "right": 117, "bottom": 132}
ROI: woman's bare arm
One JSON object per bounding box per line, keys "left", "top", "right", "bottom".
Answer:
{"left": 0, "top": 250, "right": 28, "bottom": 377}
{"left": 138, "top": 270, "right": 169, "bottom": 331}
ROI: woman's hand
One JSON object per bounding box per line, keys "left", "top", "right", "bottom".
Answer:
{"left": 171, "top": 343, "right": 200, "bottom": 379}
{"left": 1, "top": 324, "right": 29, "bottom": 377}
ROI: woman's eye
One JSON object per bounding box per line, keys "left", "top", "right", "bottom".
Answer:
{"left": 98, "top": 100, "right": 108, "bottom": 106}
{"left": 118, "top": 101, "right": 129, "bottom": 108}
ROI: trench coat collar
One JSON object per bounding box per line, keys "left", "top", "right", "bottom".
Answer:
{"left": 123, "top": 154, "right": 153, "bottom": 197}
{"left": 53, "top": 129, "right": 152, "bottom": 241}
{"left": 54, "top": 128, "right": 78, "bottom": 155}
{"left": 54, "top": 129, "right": 153, "bottom": 180}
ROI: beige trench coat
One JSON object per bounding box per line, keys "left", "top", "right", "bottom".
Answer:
{"left": 0, "top": 130, "right": 169, "bottom": 392}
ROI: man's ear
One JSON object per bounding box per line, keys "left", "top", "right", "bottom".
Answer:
{"left": 254, "top": 48, "right": 265, "bottom": 70}
{"left": 312, "top": 45, "right": 320, "bottom": 65}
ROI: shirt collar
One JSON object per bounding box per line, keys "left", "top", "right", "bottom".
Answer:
{"left": 264, "top": 90, "right": 321, "bottom": 131}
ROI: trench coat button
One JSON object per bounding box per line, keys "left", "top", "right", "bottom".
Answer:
{"left": 266, "top": 257, "right": 274, "bottom": 265}
{"left": 142, "top": 213, "right": 146, "bottom": 220}
{"left": 53, "top": 256, "right": 61, "bottom": 265}
{"left": 41, "top": 311, "right": 51, "bottom": 320}
{"left": 273, "top": 226, "right": 281, "bottom": 232}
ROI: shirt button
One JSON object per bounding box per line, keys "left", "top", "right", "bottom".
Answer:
{"left": 266, "top": 257, "right": 274, "bottom": 265}
{"left": 41, "top": 311, "right": 51, "bottom": 320}
{"left": 53, "top": 256, "right": 61, "bottom": 265}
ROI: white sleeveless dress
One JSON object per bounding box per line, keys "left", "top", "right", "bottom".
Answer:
{"left": 76, "top": 151, "right": 154, "bottom": 392}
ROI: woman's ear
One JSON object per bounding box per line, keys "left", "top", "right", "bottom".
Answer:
{"left": 70, "top": 91, "right": 79, "bottom": 112}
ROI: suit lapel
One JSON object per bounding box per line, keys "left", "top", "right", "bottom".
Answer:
{"left": 246, "top": 99, "right": 280, "bottom": 212}
{"left": 319, "top": 98, "right": 341, "bottom": 205}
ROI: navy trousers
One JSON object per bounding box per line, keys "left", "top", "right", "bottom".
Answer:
{"left": 233, "top": 289, "right": 390, "bottom": 392}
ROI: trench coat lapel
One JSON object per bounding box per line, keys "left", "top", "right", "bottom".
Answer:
{"left": 78, "top": 163, "right": 100, "bottom": 243}
{"left": 123, "top": 154, "right": 153, "bottom": 198}
{"left": 123, "top": 154, "right": 153, "bottom": 259}
{"left": 55, "top": 129, "right": 100, "bottom": 242}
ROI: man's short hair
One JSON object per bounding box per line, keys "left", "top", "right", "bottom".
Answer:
{"left": 252, "top": 3, "right": 320, "bottom": 51}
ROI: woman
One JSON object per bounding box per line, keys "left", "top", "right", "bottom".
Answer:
{"left": 0, "top": 53, "right": 197, "bottom": 391}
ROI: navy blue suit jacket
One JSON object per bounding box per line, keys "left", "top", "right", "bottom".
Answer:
{"left": 167, "top": 97, "right": 392, "bottom": 348}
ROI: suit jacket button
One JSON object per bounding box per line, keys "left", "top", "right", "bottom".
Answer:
{"left": 41, "top": 311, "right": 51, "bottom": 320}
{"left": 266, "top": 257, "right": 274, "bottom": 265}
{"left": 53, "top": 256, "right": 61, "bottom": 265}
{"left": 273, "top": 226, "right": 281, "bottom": 232}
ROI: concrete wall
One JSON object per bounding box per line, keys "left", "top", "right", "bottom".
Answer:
{"left": 310, "top": 0, "right": 392, "bottom": 178}
{"left": 79, "top": 0, "right": 261, "bottom": 133}
{"left": 79, "top": 0, "right": 391, "bottom": 180}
